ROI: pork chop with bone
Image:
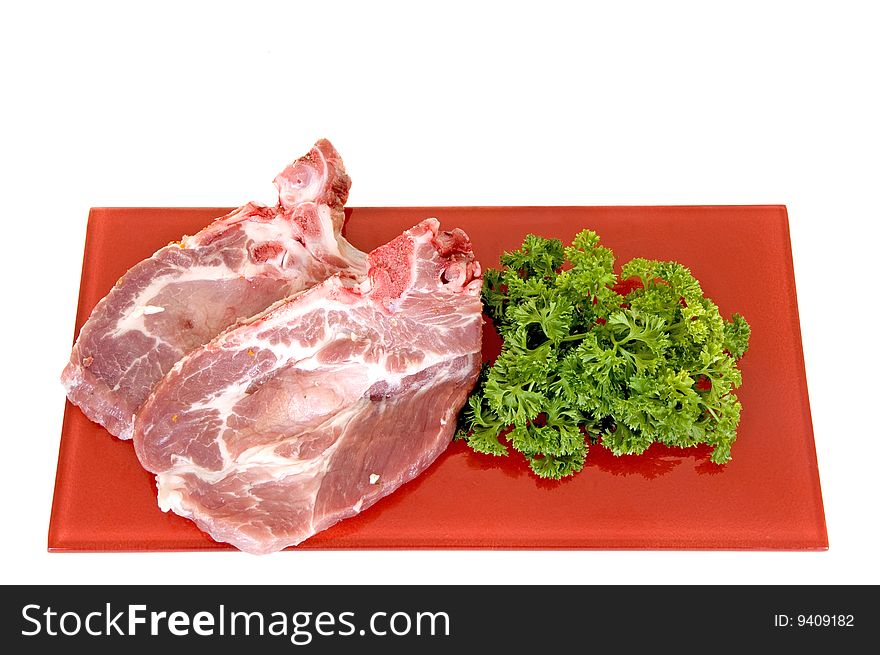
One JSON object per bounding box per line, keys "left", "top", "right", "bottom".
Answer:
{"left": 133, "top": 219, "right": 483, "bottom": 554}
{"left": 62, "top": 140, "right": 365, "bottom": 439}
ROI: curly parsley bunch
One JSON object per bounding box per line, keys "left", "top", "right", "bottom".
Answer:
{"left": 458, "top": 230, "right": 751, "bottom": 479}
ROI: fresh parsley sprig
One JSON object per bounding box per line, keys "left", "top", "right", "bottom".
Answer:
{"left": 458, "top": 230, "right": 751, "bottom": 479}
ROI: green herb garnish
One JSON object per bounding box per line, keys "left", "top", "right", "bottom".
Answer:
{"left": 458, "top": 230, "right": 750, "bottom": 479}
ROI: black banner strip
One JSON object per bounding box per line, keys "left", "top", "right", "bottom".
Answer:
{"left": 1, "top": 585, "right": 875, "bottom": 652}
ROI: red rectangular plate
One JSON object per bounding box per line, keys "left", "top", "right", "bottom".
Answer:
{"left": 49, "top": 206, "right": 827, "bottom": 551}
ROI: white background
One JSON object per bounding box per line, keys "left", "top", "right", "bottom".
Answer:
{"left": 1, "top": 0, "right": 877, "bottom": 585}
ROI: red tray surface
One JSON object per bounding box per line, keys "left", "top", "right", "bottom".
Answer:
{"left": 49, "top": 206, "right": 827, "bottom": 551}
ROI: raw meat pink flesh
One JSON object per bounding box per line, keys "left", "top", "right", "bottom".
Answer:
{"left": 62, "top": 140, "right": 366, "bottom": 439}
{"left": 133, "top": 219, "right": 483, "bottom": 554}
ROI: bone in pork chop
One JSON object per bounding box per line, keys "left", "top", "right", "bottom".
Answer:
{"left": 133, "top": 219, "right": 483, "bottom": 554}
{"left": 62, "top": 140, "right": 366, "bottom": 439}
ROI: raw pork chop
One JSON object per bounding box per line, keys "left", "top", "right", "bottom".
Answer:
{"left": 62, "top": 140, "right": 366, "bottom": 439}
{"left": 133, "top": 219, "right": 483, "bottom": 554}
